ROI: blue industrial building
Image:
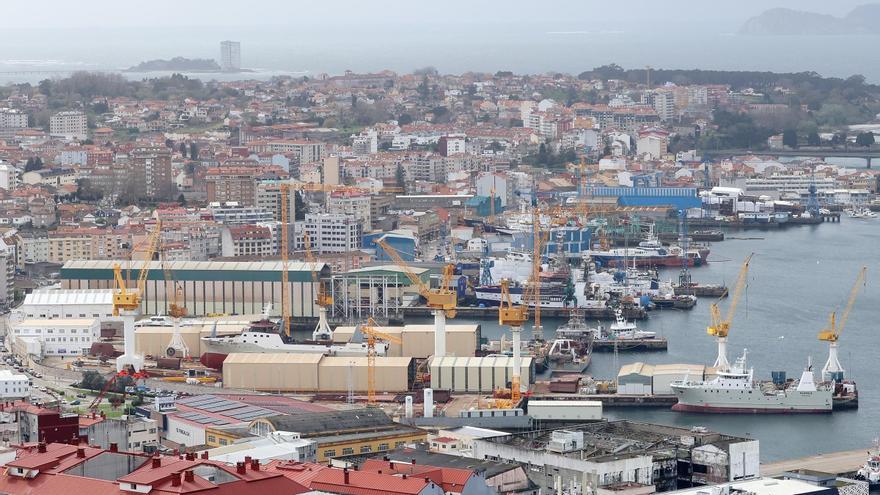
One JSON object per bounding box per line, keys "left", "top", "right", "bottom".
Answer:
{"left": 362, "top": 231, "right": 417, "bottom": 262}
{"left": 465, "top": 195, "right": 503, "bottom": 218}
{"left": 511, "top": 226, "right": 592, "bottom": 256}
{"left": 585, "top": 186, "right": 701, "bottom": 209}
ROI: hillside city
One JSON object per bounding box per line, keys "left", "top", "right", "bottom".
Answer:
{"left": 0, "top": 34, "right": 878, "bottom": 495}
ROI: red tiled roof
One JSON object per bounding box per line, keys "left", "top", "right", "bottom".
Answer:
{"left": 310, "top": 468, "right": 431, "bottom": 495}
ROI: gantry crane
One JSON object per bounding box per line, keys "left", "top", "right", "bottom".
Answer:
{"left": 113, "top": 221, "right": 162, "bottom": 372}
{"left": 707, "top": 253, "right": 753, "bottom": 371}
{"left": 818, "top": 266, "right": 867, "bottom": 381}
{"left": 278, "top": 181, "right": 370, "bottom": 336}
{"left": 304, "top": 231, "right": 334, "bottom": 340}
{"left": 160, "top": 240, "right": 189, "bottom": 359}
{"left": 376, "top": 238, "right": 456, "bottom": 358}
{"left": 529, "top": 207, "right": 551, "bottom": 341}
{"left": 495, "top": 279, "right": 528, "bottom": 408}
{"left": 361, "top": 317, "right": 402, "bottom": 406}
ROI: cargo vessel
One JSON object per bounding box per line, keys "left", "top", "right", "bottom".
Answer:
{"left": 199, "top": 317, "right": 385, "bottom": 370}
{"left": 670, "top": 350, "right": 833, "bottom": 413}
{"left": 585, "top": 228, "right": 710, "bottom": 268}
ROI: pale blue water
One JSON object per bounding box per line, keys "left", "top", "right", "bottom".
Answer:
{"left": 2, "top": 26, "right": 880, "bottom": 83}
{"left": 414, "top": 218, "right": 880, "bottom": 461}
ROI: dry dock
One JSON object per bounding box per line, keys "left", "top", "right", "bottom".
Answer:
{"left": 761, "top": 448, "right": 868, "bottom": 477}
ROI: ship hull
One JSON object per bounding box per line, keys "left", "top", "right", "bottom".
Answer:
{"left": 671, "top": 403, "right": 831, "bottom": 414}
{"left": 592, "top": 255, "right": 702, "bottom": 268}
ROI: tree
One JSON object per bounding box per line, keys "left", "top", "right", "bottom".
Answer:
{"left": 397, "top": 113, "right": 413, "bottom": 126}
{"left": 179, "top": 142, "right": 187, "bottom": 156}
{"left": 177, "top": 193, "right": 187, "bottom": 206}
{"left": 79, "top": 370, "right": 107, "bottom": 391}
{"left": 395, "top": 163, "right": 406, "bottom": 190}
{"left": 856, "top": 132, "right": 875, "bottom": 147}
{"left": 189, "top": 142, "right": 198, "bottom": 160}
{"left": 807, "top": 131, "right": 821, "bottom": 146}
{"left": 782, "top": 129, "right": 798, "bottom": 149}
{"left": 164, "top": 138, "right": 174, "bottom": 149}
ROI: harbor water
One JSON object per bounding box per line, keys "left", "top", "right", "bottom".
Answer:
{"left": 415, "top": 218, "right": 879, "bottom": 461}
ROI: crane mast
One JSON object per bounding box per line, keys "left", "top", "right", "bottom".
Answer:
{"left": 819, "top": 266, "right": 867, "bottom": 380}
{"left": 707, "top": 253, "right": 753, "bottom": 371}
{"left": 362, "top": 317, "right": 402, "bottom": 406}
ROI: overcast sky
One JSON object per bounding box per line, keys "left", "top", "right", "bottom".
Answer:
{"left": 1, "top": 0, "right": 871, "bottom": 28}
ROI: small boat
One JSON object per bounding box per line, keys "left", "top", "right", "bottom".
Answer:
{"left": 856, "top": 444, "right": 880, "bottom": 486}
{"left": 602, "top": 308, "right": 656, "bottom": 340}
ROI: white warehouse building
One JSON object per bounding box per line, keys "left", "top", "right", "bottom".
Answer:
{"left": 0, "top": 369, "right": 30, "bottom": 399}
{"left": 9, "top": 318, "right": 100, "bottom": 357}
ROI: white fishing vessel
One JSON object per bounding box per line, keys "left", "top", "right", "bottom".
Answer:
{"left": 670, "top": 350, "right": 833, "bottom": 413}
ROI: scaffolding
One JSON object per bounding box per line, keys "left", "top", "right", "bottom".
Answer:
{"left": 329, "top": 274, "right": 402, "bottom": 324}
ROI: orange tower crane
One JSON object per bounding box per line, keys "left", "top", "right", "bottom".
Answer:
{"left": 361, "top": 317, "right": 402, "bottom": 405}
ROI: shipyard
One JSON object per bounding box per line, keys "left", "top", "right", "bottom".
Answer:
{"left": 2, "top": 3, "right": 880, "bottom": 494}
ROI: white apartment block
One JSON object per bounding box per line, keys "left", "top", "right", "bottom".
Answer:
{"left": 220, "top": 40, "right": 241, "bottom": 70}
{"left": 0, "top": 161, "right": 18, "bottom": 191}
{"left": 11, "top": 318, "right": 100, "bottom": 357}
{"left": 327, "top": 192, "right": 372, "bottom": 229}
{"left": 49, "top": 111, "right": 88, "bottom": 140}
{"left": 652, "top": 92, "right": 676, "bottom": 122}
{"left": 0, "top": 370, "right": 30, "bottom": 399}
{"left": 0, "top": 240, "right": 13, "bottom": 310}
{"left": 0, "top": 109, "right": 28, "bottom": 129}
{"left": 295, "top": 213, "right": 362, "bottom": 254}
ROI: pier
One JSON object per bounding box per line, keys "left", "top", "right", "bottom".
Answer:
{"left": 400, "top": 305, "right": 648, "bottom": 321}
{"left": 761, "top": 448, "right": 869, "bottom": 477}
{"left": 531, "top": 394, "right": 678, "bottom": 407}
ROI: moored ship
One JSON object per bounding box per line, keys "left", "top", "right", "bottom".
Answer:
{"left": 670, "top": 350, "right": 833, "bottom": 414}
{"left": 199, "top": 317, "right": 386, "bottom": 370}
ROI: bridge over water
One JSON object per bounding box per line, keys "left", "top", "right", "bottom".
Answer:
{"left": 702, "top": 148, "right": 880, "bottom": 167}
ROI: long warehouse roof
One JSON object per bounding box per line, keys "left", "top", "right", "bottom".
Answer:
{"left": 22, "top": 289, "right": 115, "bottom": 306}
{"left": 61, "top": 259, "right": 328, "bottom": 283}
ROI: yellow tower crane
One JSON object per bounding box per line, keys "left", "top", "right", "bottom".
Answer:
{"left": 113, "top": 220, "right": 162, "bottom": 372}
{"left": 707, "top": 253, "right": 753, "bottom": 371}
{"left": 376, "top": 238, "right": 456, "bottom": 358}
{"left": 361, "top": 317, "right": 403, "bottom": 406}
{"left": 529, "top": 207, "right": 550, "bottom": 341}
{"left": 494, "top": 279, "right": 528, "bottom": 408}
{"left": 818, "top": 266, "right": 867, "bottom": 381}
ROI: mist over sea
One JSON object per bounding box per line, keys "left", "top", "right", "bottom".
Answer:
{"left": 1, "top": 24, "right": 878, "bottom": 84}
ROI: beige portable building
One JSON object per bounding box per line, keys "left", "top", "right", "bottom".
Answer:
{"left": 222, "top": 353, "right": 322, "bottom": 392}
{"left": 332, "top": 324, "right": 479, "bottom": 358}
{"left": 430, "top": 356, "right": 533, "bottom": 393}
{"left": 221, "top": 353, "right": 414, "bottom": 393}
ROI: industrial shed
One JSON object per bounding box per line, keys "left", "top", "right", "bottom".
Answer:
{"left": 221, "top": 353, "right": 415, "bottom": 393}
{"left": 60, "top": 260, "right": 329, "bottom": 318}
{"left": 222, "top": 353, "right": 323, "bottom": 392}
{"left": 430, "top": 356, "right": 533, "bottom": 393}
{"left": 332, "top": 324, "right": 479, "bottom": 358}
{"left": 134, "top": 318, "right": 250, "bottom": 357}
{"left": 617, "top": 362, "right": 654, "bottom": 395}
{"left": 652, "top": 363, "right": 705, "bottom": 395}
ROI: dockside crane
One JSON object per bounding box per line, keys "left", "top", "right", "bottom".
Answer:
{"left": 819, "top": 266, "right": 867, "bottom": 381}
{"left": 376, "top": 238, "right": 456, "bottom": 358}
{"left": 304, "top": 231, "right": 334, "bottom": 340}
{"left": 160, "top": 240, "right": 189, "bottom": 359}
{"left": 361, "top": 317, "right": 402, "bottom": 406}
{"left": 707, "top": 253, "right": 753, "bottom": 371}
{"left": 113, "top": 221, "right": 162, "bottom": 373}
{"left": 495, "top": 279, "right": 528, "bottom": 409}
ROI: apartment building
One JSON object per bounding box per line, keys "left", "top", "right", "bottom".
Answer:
{"left": 327, "top": 190, "right": 372, "bottom": 229}
{"left": 49, "top": 111, "right": 88, "bottom": 140}
{"left": 296, "top": 213, "right": 362, "bottom": 254}
{"left": 220, "top": 224, "right": 274, "bottom": 257}
{"left": 130, "top": 146, "right": 174, "bottom": 199}
{"left": 206, "top": 166, "right": 259, "bottom": 205}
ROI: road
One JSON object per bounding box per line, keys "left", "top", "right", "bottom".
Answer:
{"left": 761, "top": 448, "right": 870, "bottom": 477}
